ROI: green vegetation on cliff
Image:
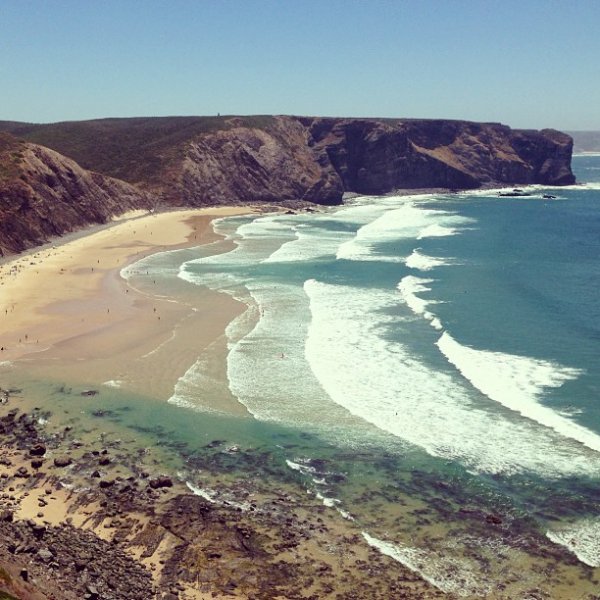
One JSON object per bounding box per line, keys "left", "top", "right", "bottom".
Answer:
{"left": 0, "top": 115, "right": 576, "bottom": 256}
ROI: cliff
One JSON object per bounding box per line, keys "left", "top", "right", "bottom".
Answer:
{"left": 0, "top": 116, "right": 575, "bottom": 254}
{"left": 0, "top": 133, "right": 150, "bottom": 255}
{"left": 303, "top": 118, "right": 575, "bottom": 194}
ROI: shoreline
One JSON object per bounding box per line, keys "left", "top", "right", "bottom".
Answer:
{"left": 0, "top": 200, "right": 445, "bottom": 598}
{"left": 1, "top": 195, "right": 598, "bottom": 598}
{"left": 0, "top": 206, "right": 255, "bottom": 364}
{"left": 0, "top": 396, "right": 444, "bottom": 600}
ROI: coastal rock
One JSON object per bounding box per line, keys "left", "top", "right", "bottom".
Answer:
{"left": 0, "top": 116, "right": 575, "bottom": 256}
{"left": 149, "top": 476, "right": 173, "bottom": 489}
{"left": 0, "top": 132, "right": 150, "bottom": 255}
{"left": 53, "top": 455, "right": 73, "bottom": 467}
{"left": 37, "top": 548, "right": 53, "bottom": 561}
{"left": 29, "top": 443, "right": 46, "bottom": 456}
{"left": 301, "top": 117, "right": 575, "bottom": 192}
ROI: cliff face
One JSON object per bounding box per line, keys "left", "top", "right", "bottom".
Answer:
{"left": 301, "top": 118, "right": 575, "bottom": 195}
{"left": 0, "top": 116, "right": 576, "bottom": 255}
{"left": 0, "top": 133, "right": 149, "bottom": 255}
{"left": 124, "top": 117, "right": 576, "bottom": 205}
{"left": 177, "top": 117, "right": 343, "bottom": 206}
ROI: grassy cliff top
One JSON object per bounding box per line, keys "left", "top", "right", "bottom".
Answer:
{"left": 0, "top": 116, "right": 277, "bottom": 186}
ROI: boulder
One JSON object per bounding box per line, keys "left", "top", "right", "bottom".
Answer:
{"left": 148, "top": 476, "right": 173, "bottom": 489}
{"left": 29, "top": 443, "right": 47, "bottom": 456}
{"left": 53, "top": 455, "right": 72, "bottom": 467}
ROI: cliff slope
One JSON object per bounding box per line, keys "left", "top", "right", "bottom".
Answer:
{"left": 0, "top": 132, "right": 150, "bottom": 255}
{"left": 0, "top": 116, "right": 575, "bottom": 254}
{"left": 1, "top": 116, "right": 575, "bottom": 203}
{"left": 305, "top": 118, "right": 575, "bottom": 193}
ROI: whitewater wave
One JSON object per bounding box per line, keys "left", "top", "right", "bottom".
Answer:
{"left": 436, "top": 332, "right": 600, "bottom": 453}
{"left": 362, "top": 533, "right": 491, "bottom": 597}
{"left": 304, "top": 279, "right": 599, "bottom": 476}
{"left": 337, "top": 202, "right": 472, "bottom": 263}
{"left": 546, "top": 519, "right": 600, "bottom": 567}
{"left": 405, "top": 249, "right": 453, "bottom": 271}
{"left": 397, "top": 276, "right": 443, "bottom": 329}
{"left": 262, "top": 223, "right": 353, "bottom": 264}
{"left": 285, "top": 459, "right": 354, "bottom": 520}
{"left": 396, "top": 271, "right": 599, "bottom": 456}
{"left": 186, "top": 481, "right": 218, "bottom": 503}
{"left": 224, "top": 281, "right": 360, "bottom": 432}
{"left": 417, "top": 224, "right": 462, "bottom": 239}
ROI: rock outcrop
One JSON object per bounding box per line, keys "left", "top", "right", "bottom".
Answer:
{"left": 0, "top": 116, "right": 575, "bottom": 254}
{"left": 0, "top": 133, "right": 150, "bottom": 255}
{"left": 177, "top": 116, "right": 343, "bottom": 206}
{"left": 301, "top": 117, "right": 575, "bottom": 194}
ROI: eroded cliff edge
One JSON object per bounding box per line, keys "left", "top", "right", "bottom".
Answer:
{"left": 0, "top": 133, "right": 150, "bottom": 255}
{"left": 0, "top": 116, "right": 575, "bottom": 254}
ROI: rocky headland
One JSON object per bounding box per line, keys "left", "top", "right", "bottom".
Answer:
{"left": 0, "top": 115, "right": 582, "bottom": 599}
{"left": 0, "top": 115, "right": 575, "bottom": 255}
{"left": 0, "top": 394, "right": 449, "bottom": 600}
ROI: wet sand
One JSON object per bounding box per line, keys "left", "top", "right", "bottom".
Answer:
{"left": 0, "top": 208, "right": 255, "bottom": 408}
{"left": 0, "top": 204, "right": 596, "bottom": 599}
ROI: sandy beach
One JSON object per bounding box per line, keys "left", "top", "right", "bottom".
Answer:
{"left": 0, "top": 207, "right": 258, "bottom": 408}
{"left": 0, "top": 205, "right": 443, "bottom": 600}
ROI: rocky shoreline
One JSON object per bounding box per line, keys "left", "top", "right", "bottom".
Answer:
{"left": 0, "top": 391, "right": 446, "bottom": 600}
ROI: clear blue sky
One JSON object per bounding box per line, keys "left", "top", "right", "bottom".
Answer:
{"left": 1, "top": 0, "right": 599, "bottom": 130}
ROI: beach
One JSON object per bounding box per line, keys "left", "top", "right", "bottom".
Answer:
{"left": 0, "top": 207, "right": 259, "bottom": 407}
{"left": 0, "top": 206, "right": 444, "bottom": 599}
{"left": 2, "top": 178, "right": 600, "bottom": 599}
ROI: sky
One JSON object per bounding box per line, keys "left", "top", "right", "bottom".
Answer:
{"left": 1, "top": 0, "right": 599, "bottom": 130}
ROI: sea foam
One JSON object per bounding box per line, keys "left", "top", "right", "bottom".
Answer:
{"left": 546, "top": 519, "right": 600, "bottom": 567}
{"left": 397, "top": 276, "right": 442, "bottom": 329}
{"left": 405, "top": 249, "right": 453, "bottom": 271}
{"left": 337, "top": 202, "right": 467, "bottom": 262}
{"left": 262, "top": 222, "right": 353, "bottom": 264}
{"left": 304, "top": 279, "right": 598, "bottom": 476}
{"left": 224, "top": 280, "right": 358, "bottom": 432}
{"left": 436, "top": 332, "right": 600, "bottom": 453}
{"left": 362, "top": 533, "right": 491, "bottom": 597}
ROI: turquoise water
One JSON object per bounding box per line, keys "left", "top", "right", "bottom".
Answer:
{"left": 167, "top": 159, "right": 600, "bottom": 476}
{"left": 7, "top": 156, "right": 599, "bottom": 596}
{"left": 131, "top": 155, "right": 600, "bottom": 595}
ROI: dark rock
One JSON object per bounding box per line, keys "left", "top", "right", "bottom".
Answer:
{"left": 149, "top": 476, "right": 173, "bottom": 489}
{"left": 15, "top": 466, "right": 29, "bottom": 478}
{"left": 53, "top": 455, "right": 72, "bottom": 467}
{"left": 29, "top": 522, "right": 46, "bottom": 539}
{"left": 29, "top": 443, "right": 47, "bottom": 456}
{"left": 485, "top": 513, "right": 503, "bottom": 525}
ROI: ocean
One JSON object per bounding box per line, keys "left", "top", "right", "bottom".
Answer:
{"left": 5, "top": 155, "right": 600, "bottom": 597}
{"left": 133, "top": 155, "right": 600, "bottom": 597}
